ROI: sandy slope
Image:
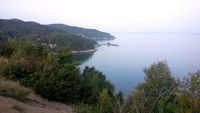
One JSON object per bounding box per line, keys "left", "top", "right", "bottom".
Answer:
{"left": 0, "top": 78, "right": 74, "bottom": 113}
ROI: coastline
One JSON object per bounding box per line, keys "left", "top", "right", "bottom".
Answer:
{"left": 72, "top": 49, "right": 97, "bottom": 54}
{"left": 72, "top": 38, "right": 118, "bottom": 54}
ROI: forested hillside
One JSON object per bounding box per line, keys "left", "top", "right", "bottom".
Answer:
{"left": 48, "top": 24, "right": 115, "bottom": 40}
{"left": 0, "top": 39, "right": 115, "bottom": 113}
{"left": 0, "top": 39, "right": 199, "bottom": 113}
{"left": 0, "top": 19, "right": 97, "bottom": 51}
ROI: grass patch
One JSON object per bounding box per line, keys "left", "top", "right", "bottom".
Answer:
{"left": 0, "top": 85, "right": 31, "bottom": 102}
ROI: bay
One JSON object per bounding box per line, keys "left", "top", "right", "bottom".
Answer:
{"left": 80, "top": 33, "right": 200, "bottom": 94}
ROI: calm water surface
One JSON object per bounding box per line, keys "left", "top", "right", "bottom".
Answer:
{"left": 80, "top": 33, "right": 200, "bottom": 94}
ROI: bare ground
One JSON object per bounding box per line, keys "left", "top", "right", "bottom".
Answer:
{"left": 0, "top": 77, "right": 74, "bottom": 113}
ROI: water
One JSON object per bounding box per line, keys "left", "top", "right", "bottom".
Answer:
{"left": 80, "top": 33, "right": 200, "bottom": 94}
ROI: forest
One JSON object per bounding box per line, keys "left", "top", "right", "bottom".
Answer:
{"left": 48, "top": 24, "right": 115, "bottom": 40}
{"left": 0, "top": 19, "right": 97, "bottom": 51}
{"left": 0, "top": 38, "right": 199, "bottom": 113}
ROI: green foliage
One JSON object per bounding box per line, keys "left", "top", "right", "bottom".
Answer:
{"left": 112, "top": 91, "right": 128, "bottom": 113}
{"left": 57, "top": 47, "right": 73, "bottom": 64}
{"left": 32, "top": 58, "right": 82, "bottom": 102}
{"left": 0, "top": 85, "right": 31, "bottom": 102}
{"left": 126, "top": 62, "right": 200, "bottom": 113}
{"left": 73, "top": 53, "right": 93, "bottom": 62}
{"left": 80, "top": 66, "right": 114, "bottom": 104}
{"left": 1, "top": 61, "right": 25, "bottom": 79}
{"left": 49, "top": 24, "right": 115, "bottom": 40}
{"left": 181, "top": 70, "right": 200, "bottom": 98}
{"left": 73, "top": 103, "right": 99, "bottom": 113}
{"left": 0, "top": 39, "right": 114, "bottom": 105}
{"left": 0, "top": 39, "right": 82, "bottom": 103}
{"left": 1, "top": 38, "right": 47, "bottom": 80}
{"left": 0, "top": 42, "right": 14, "bottom": 57}
{"left": 156, "top": 90, "right": 200, "bottom": 113}
{"left": 139, "top": 61, "right": 176, "bottom": 96}
{"left": 98, "top": 88, "right": 113, "bottom": 113}
{"left": 0, "top": 37, "right": 199, "bottom": 113}
{"left": 0, "top": 19, "right": 96, "bottom": 51}
{"left": 156, "top": 92, "right": 179, "bottom": 113}
{"left": 12, "top": 38, "right": 48, "bottom": 60}
{"left": 177, "top": 71, "right": 200, "bottom": 113}
{"left": 0, "top": 38, "right": 17, "bottom": 58}
{"left": 128, "top": 61, "right": 177, "bottom": 113}
{"left": 73, "top": 89, "right": 113, "bottom": 113}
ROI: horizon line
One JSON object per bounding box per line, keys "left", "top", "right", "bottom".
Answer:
{"left": 112, "top": 32, "right": 200, "bottom": 35}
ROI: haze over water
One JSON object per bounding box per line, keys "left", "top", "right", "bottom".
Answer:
{"left": 81, "top": 33, "right": 200, "bottom": 94}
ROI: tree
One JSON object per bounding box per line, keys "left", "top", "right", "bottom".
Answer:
{"left": 133, "top": 61, "right": 177, "bottom": 113}
{"left": 0, "top": 19, "right": 97, "bottom": 51}
{"left": 178, "top": 70, "right": 200, "bottom": 113}
{"left": 182, "top": 70, "right": 200, "bottom": 98}
{"left": 113, "top": 91, "right": 128, "bottom": 113}
{"left": 57, "top": 47, "right": 73, "bottom": 65}
{"left": 156, "top": 92, "right": 179, "bottom": 113}
{"left": 32, "top": 47, "right": 82, "bottom": 103}
{"left": 0, "top": 38, "right": 83, "bottom": 103}
{"left": 98, "top": 88, "right": 112, "bottom": 113}
{"left": 80, "top": 66, "right": 114, "bottom": 104}
{"left": 0, "top": 39, "right": 16, "bottom": 57}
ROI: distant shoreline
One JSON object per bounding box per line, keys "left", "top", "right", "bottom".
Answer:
{"left": 72, "top": 49, "right": 97, "bottom": 54}
{"left": 72, "top": 41, "right": 119, "bottom": 54}
{"left": 99, "top": 42, "right": 119, "bottom": 47}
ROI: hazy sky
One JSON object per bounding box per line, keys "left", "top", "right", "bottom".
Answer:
{"left": 0, "top": 0, "right": 200, "bottom": 33}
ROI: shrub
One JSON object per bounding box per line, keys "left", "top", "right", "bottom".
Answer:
{"left": 0, "top": 85, "right": 31, "bottom": 102}
{"left": 73, "top": 103, "right": 99, "bottom": 113}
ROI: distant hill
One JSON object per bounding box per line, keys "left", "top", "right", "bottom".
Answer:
{"left": 48, "top": 24, "right": 115, "bottom": 40}
{"left": 0, "top": 19, "right": 97, "bottom": 51}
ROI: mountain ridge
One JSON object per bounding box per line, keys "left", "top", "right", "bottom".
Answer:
{"left": 48, "top": 24, "right": 115, "bottom": 40}
{"left": 0, "top": 18, "right": 97, "bottom": 51}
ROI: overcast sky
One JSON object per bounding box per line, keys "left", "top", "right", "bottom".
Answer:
{"left": 0, "top": 0, "right": 200, "bottom": 33}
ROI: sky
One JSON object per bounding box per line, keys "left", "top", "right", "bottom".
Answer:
{"left": 0, "top": 0, "right": 200, "bottom": 33}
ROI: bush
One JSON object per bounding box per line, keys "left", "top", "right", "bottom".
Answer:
{"left": 0, "top": 42, "right": 14, "bottom": 57}
{"left": 1, "top": 61, "right": 23, "bottom": 79}
{"left": 73, "top": 103, "right": 99, "bottom": 113}
{"left": 80, "top": 66, "right": 114, "bottom": 104}
{"left": 0, "top": 85, "right": 31, "bottom": 102}
{"left": 32, "top": 66, "right": 82, "bottom": 103}
{"left": 98, "top": 88, "right": 113, "bottom": 113}
{"left": 0, "top": 58, "right": 8, "bottom": 75}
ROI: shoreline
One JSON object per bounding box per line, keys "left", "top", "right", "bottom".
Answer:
{"left": 72, "top": 40, "right": 118, "bottom": 54}
{"left": 72, "top": 49, "right": 97, "bottom": 54}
